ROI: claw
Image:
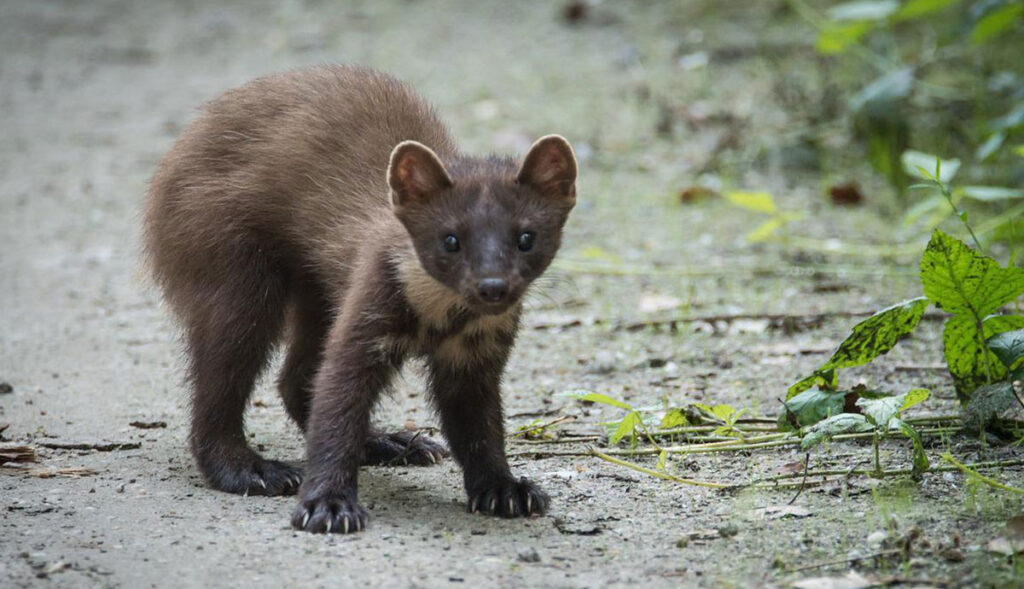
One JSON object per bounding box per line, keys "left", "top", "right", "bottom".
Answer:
{"left": 342, "top": 517, "right": 349, "bottom": 534}
{"left": 508, "top": 497, "right": 515, "bottom": 515}
{"left": 526, "top": 494, "right": 532, "bottom": 513}
{"left": 325, "top": 519, "right": 332, "bottom": 533}
{"left": 257, "top": 477, "right": 267, "bottom": 490}
{"left": 469, "top": 497, "right": 478, "bottom": 513}
{"left": 426, "top": 452, "right": 436, "bottom": 465}
{"left": 488, "top": 496, "right": 496, "bottom": 513}
{"left": 301, "top": 511, "right": 310, "bottom": 529}
{"left": 358, "top": 517, "right": 364, "bottom": 531}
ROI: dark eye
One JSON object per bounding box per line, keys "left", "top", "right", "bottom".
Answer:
{"left": 443, "top": 234, "right": 460, "bottom": 252}
{"left": 517, "top": 231, "right": 536, "bottom": 252}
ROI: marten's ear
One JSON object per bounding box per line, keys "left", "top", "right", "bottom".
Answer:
{"left": 517, "top": 135, "right": 577, "bottom": 204}
{"left": 388, "top": 141, "right": 453, "bottom": 208}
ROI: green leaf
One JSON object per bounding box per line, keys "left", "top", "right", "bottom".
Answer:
{"left": 975, "top": 132, "right": 1006, "bottom": 161}
{"left": 902, "top": 150, "right": 959, "bottom": 183}
{"left": 962, "top": 381, "right": 1017, "bottom": 431}
{"left": 971, "top": 3, "right": 1024, "bottom": 44}
{"left": 850, "top": 67, "right": 914, "bottom": 113}
{"left": 746, "top": 212, "right": 803, "bottom": 243}
{"left": 891, "top": 418, "right": 930, "bottom": 475}
{"left": 817, "top": 20, "right": 874, "bottom": 54}
{"left": 656, "top": 450, "right": 668, "bottom": 471}
{"left": 921, "top": 229, "right": 1024, "bottom": 316}
{"left": 724, "top": 191, "right": 776, "bottom": 214}
{"left": 799, "top": 413, "right": 873, "bottom": 450}
{"left": 856, "top": 389, "right": 930, "bottom": 426}
{"left": 828, "top": 1, "right": 898, "bottom": 20}
{"left": 610, "top": 411, "right": 642, "bottom": 445}
{"left": 987, "top": 329, "right": 1024, "bottom": 370}
{"left": 959, "top": 186, "right": 1024, "bottom": 201}
{"left": 709, "top": 404, "right": 739, "bottom": 422}
{"left": 900, "top": 387, "right": 931, "bottom": 412}
{"left": 565, "top": 390, "right": 634, "bottom": 410}
{"left": 893, "top": 0, "right": 958, "bottom": 21}
{"left": 819, "top": 297, "right": 930, "bottom": 372}
{"left": 659, "top": 408, "right": 689, "bottom": 429}
{"left": 788, "top": 368, "right": 837, "bottom": 399}
{"left": 779, "top": 388, "right": 849, "bottom": 431}
{"left": 943, "top": 314, "right": 1024, "bottom": 400}
{"left": 1014, "top": 145, "right": 1024, "bottom": 157}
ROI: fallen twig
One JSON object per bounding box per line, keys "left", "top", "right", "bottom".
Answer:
{"left": 787, "top": 548, "right": 903, "bottom": 574}
{"left": 37, "top": 440, "right": 141, "bottom": 452}
{"left": 0, "top": 443, "right": 38, "bottom": 463}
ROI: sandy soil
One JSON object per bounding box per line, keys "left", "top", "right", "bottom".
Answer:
{"left": 2, "top": 1, "right": 1022, "bottom": 587}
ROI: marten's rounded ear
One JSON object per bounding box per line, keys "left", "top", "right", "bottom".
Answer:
{"left": 516, "top": 135, "right": 577, "bottom": 204}
{"left": 388, "top": 141, "right": 453, "bottom": 208}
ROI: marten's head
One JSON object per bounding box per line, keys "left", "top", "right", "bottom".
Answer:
{"left": 388, "top": 135, "right": 576, "bottom": 316}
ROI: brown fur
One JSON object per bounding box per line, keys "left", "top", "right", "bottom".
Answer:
{"left": 144, "top": 65, "right": 576, "bottom": 533}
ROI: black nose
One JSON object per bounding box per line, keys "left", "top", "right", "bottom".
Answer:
{"left": 477, "top": 278, "right": 509, "bottom": 302}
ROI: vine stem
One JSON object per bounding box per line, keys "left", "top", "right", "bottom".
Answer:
{"left": 940, "top": 454, "right": 1024, "bottom": 495}
{"left": 587, "top": 448, "right": 731, "bottom": 489}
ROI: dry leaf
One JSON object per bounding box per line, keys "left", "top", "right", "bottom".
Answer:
{"left": 775, "top": 461, "right": 806, "bottom": 475}
{"left": 29, "top": 467, "right": 97, "bottom": 478}
{"left": 988, "top": 514, "right": 1024, "bottom": 555}
{"left": 792, "top": 571, "right": 871, "bottom": 589}
{"left": 0, "top": 443, "right": 38, "bottom": 463}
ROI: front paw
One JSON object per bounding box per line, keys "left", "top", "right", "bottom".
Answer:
{"left": 291, "top": 490, "right": 368, "bottom": 534}
{"left": 468, "top": 477, "right": 549, "bottom": 518}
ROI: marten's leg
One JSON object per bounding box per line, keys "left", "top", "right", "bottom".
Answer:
{"left": 184, "top": 246, "right": 301, "bottom": 496}
{"left": 429, "top": 352, "right": 549, "bottom": 518}
{"left": 277, "top": 281, "right": 333, "bottom": 433}
{"left": 362, "top": 429, "right": 448, "bottom": 466}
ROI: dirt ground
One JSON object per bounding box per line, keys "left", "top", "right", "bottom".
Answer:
{"left": 2, "top": 1, "right": 1022, "bottom": 588}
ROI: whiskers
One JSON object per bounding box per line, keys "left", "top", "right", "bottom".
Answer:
{"left": 524, "top": 270, "right": 579, "bottom": 312}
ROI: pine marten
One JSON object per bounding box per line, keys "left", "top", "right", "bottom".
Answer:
{"left": 144, "top": 65, "right": 577, "bottom": 534}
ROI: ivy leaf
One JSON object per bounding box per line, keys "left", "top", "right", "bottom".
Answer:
{"left": 943, "top": 315, "right": 1024, "bottom": 400}
{"left": 787, "top": 369, "right": 837, "bottom": 398}
{"left": 987, "top": 329, "right": 1024, "bottom": 370}
{"left": 921, "top": 229, "right": 1024, "bottom": 316}
{"left": 660, "top": 408, "right": 689, "bottom": 429}
{"left": 799, "top": 413, "right": 873, "bottom": 450}
{"left": 821, "top": 297, "right": 930, "bottom": 372}
{"left": 779, "top": 388, "right": 849, "bottom": 431}
{"left": 856, "top": 388, "right": 929, "bottom": 427}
